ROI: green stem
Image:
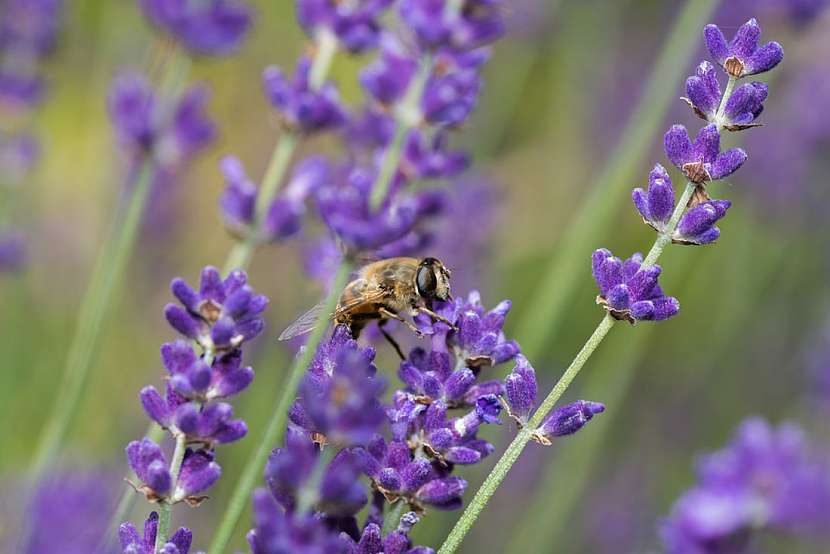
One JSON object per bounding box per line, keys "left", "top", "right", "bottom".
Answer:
{"left": 207, "top": 261, "right": 353, "bottom": 554}
{"left": 369, "top": 55, "right": 433, "bottom": 210}
{"left": 382, "top": 501, "right": 407, "bottom": 537}
{"left": 154, "top": 433, "right": 187, "bottom": 552}
{"left": 513, "top": 0, "right": 720, "bottom": 358}
{"left": 29, "top": 158, "right": 156, "bottom": 480}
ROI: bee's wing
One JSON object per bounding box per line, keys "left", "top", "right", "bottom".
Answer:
{"left": 278, "top": 302, "right": 330, "bottom": 341}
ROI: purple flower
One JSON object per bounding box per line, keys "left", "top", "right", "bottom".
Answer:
{"left": 399, "top": 0, "right": 505, "bottom": 51}
{"left": 164, "top": 266, "right": 268, "bottom": 352}
{"left": 723, "top": 81, "right": 768, "bottom": 129}
{"left": 664, "top": 124, "right": 747, "bottom": 183}
{"left": 108, "top": 73, "right": 215, "bottom": 167}
{"left": 220, "top": 155, "right": 328, "bottom": 241}
{"left": 683, "top": 61, "right": 769, "bottom": 131}
{"left": 422, "top": 50, "right": 487, "bottom": 126}
{"left": 673, "top": 200, "right": 731, "bottom": 245}
{"left": 415, "top": 290, "right": 521, "bottom": 369}
{"left": 119, "top": 512, "right": 193, "bottom": 554}
{"left": 139, "top": 0, "right": 252, "bottom": 56}
{"left": 414, "top": 475, "right": 467, "bottom": 510}
{"left": 298, "top": 339, "right": 387, "bottom": 447}
{"left": 262, "top": 58, "right": 347, "bottom": 134}
{"left": 504, "top": 355, "right": 537, "bottom": 425}
{"left": 704, "top": 18, "right": 783, "bottom": 77}
{"left": 632, "top": 163, "right": 676, "bottom": 233}
{"left": 0, "top": 229, "right": 26, "bottom": 272}
{"left": 360, "top": 35, "right": 418, "bottom": 105}
{"left": 125, "top": 438, "right": 173, "bottom": 498}
{"left": 343, "top": 512, "right": 434, "bottom": 554}
{"left": 174, "top": 448, "right": 222, "bottom": 501}
{"left": 592, "top": 249, "right": 680, "bottom": 323}
{"left": 660, "top": 418, "right": 830, "bottom": 553}
{"left": 296, "top": 0, "right": 394, "bottom": 53}
{"left": 531, "top": 400, "right": 605, "bottom": 445}
{"left": 248, "top": 489, "right": 350, "bottom": 553}
{"left": 219, "top": 155, "right": 257, "bottom": 235}
{"left": 402, "top": 130, "right": 469, "bottom": 179}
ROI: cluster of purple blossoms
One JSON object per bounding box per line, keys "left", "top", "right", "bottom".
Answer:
{"left": 593, "top": 19, "right": 783, "bottom": 322}
{"left": 120, "top": 511, "right": 193, "bottom": 554}
{"left": 660, "top": 418, "right": 830, "bottom": 553}
{"left": 250, "top": 288, "right": 604, "bottom": 550}
{"left": 219, "top": 0, "right": 508, "bottom": 269}
{"left": 139, "top": 0, "right": 252, "bottom": 56}
{"left": 123, "top": 268, "right": 267, "bottom": 546}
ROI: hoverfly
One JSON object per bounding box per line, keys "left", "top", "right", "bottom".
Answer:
{"left": 279, "top": 257, "right": 455, "bottom": 358}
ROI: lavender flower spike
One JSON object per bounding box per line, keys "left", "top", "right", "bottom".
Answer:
{"left": 704, "top": 18, "right": 783, "bottom": 77}
{"left": 531, "top": 401, "right": 605, "bottom": 445}
{"left": 119, "top": 512, "right": 193, "bottom": 554}
{"left": 592, "top": 249, "right": 679, "bottom": 323}
{"left": 632, "top": 163, "right": 675, "bottom": 233}
{"left": 664, "top": 124, "right": 747, "bottom": 184}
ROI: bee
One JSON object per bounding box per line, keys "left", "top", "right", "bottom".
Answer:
{"left": 279, "top": 257, "right": 455, "bottom": 358}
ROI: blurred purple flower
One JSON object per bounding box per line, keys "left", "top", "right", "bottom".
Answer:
{"left": 661, "top": 418, "right": 830, "bottom": 553}
{"left": 248, "top": 489, "right": 351, "bottom": 553}
{"left": 20, "top": 468, "right": 117, "bottom": 554}
{"left": 296, "top": 0, "right": 394, "bottom": 53}
{"left": 108, "top": 72, "right": 215, "bottom": 168}
{"left": 263, "top": 58, "right": 347, "bottom": 134}
{"left": 0, "top": 131, "right": 39, "bottom": 182}
{"left": 220, "top": 155, "right": 328, "bottom": 241}
{"left": 399, "top": 0, "right": 505, "bottom": 51}
{"left": 592, "top": 249, "right": 679, "bottom": 323}
{"left": 0, "top": 229, "right": 26, "bottom": 272}
{"left": 139, "top": 0, "right": 252, "bottom": 56}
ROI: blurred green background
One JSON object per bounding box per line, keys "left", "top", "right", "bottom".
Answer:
{"left": 2, "top": 0, "right": 829, "bottom": 552}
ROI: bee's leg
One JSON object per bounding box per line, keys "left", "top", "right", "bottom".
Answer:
{"left": 415, "top": 306, "right": 458, "bottom": 330}
{"left": 378, "top": 319, "right": 406, "bottom": 360}
{"left": 378, "top": 307, "right": 423, "bottom": 337}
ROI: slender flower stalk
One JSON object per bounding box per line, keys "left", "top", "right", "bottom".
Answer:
{"left": 438, "top": 18, "right": 783, "bottom": 553}
{"left": 154, "top": 433, "right": 187, "bottom": 552}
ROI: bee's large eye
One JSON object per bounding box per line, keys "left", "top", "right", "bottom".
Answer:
{"left": 416, "top": 266, "right": 438, "bottom": 297}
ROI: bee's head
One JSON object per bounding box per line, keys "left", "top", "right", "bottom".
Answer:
{"left": 415, "top": 257, "right": 452, "bottom": 302}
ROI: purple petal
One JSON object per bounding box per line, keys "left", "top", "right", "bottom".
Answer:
{"left": 140, "top": 386, "right": 171, "bottom": 427}
{"left": 164, "top": 304, "right": 202, "bottom": 339}
{"left": 664, "top": 125, "right": 693, "bottom": 167}
{"left": 745, "top": 41, "right": 783, "bottom": 75}
{"left": 703, "top": 24, "right": 729, "bottom": 65}
{"left": 731, "top": 18, "right": 761, "bottom": 59}
{"left": 709, "top": 148, "right": 747, "bottom": 180}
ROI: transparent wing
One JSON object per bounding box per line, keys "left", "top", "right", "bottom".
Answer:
{"left": 279, "top": 302, "right": 329, "bottom": 341}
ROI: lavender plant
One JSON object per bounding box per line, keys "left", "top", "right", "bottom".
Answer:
{"left": 121, "top": 267, "right": 267, "bottom": 551}
{"left": 660, "top": 418, "right": 830, "bottom": 553}
{"left": 437, "top": 18, "right": 785, "bottom": 553}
